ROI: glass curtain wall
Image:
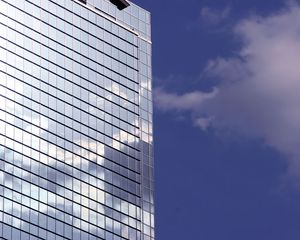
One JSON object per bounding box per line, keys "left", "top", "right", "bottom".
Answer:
{"left": 0, "top": 0, "right": 153, "bottom": 239}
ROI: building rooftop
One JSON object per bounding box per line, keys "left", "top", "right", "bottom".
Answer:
{"left": 109, "top": 0, "right": 130, "bottom": 10}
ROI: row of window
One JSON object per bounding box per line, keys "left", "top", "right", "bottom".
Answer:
{"left": 0, "top": 125, "right": 141, "bottom": 205}
{"left": 86, "top": 0, "right": 151, "bottom": 37}
{"left": 0, "top": 66, "right": 140, "bottom": 140}
{"left": 0, "top": 119, "right": 140, "bottom": 194}
{"left": 6, "top": 0, "right": 138, "bottom": 57}
{"left": 0, "top": 84, "right": 140, "bottom": 157}
{"left": 0, "top": 145, "right": 142, "bottom": 220}
{"left": 0, "top": 86, "right": 141, "bottom": 165}
{"left": 0, "top": 112, "right": 140, "bottom": 189}
{"left": 0, "top": 102, "right": 141, "bottom": 179}
{"left": 0, "top": 77, "right": 140, "bottom": 151}
{"left": 0, "top": 197, "right": 139, "bottom": 240}
{"left": 0, "top": 86, "right": 141, "bottom": 166}
{"left": 0, "top": 171, "right": 140, "bottom": 238}
{"left": 0, "top": 20, "right": 140, "bottom": 108}
{"left": 62, "top": 0, "right": 139, "bottom": 44}
{"left": 0, "top": 63, "right": 139, "bottom": 143}
{"left": 34, "top": 0, "right": 138, "bottom": 64}
{"left": 0, "top": 166, "right": 141, "bottom": 231}
{"left": 0, "top": 125, "right": 141, "bottom": 201}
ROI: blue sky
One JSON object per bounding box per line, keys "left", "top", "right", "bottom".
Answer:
{"left": 139, "top": 0, "right": 300, "bottom": 239}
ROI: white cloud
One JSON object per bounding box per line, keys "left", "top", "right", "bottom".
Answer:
{"left": 194, "top": 117, "right": 214, "bottom": 130}
{"left": 199, "top": 6, "right": 231, "bottom": 27}
{"left": 153, "top": 88, "right": 217, "bottom": 112}
{"left": 155, "top": 3, "right": 300, "bottom": 180}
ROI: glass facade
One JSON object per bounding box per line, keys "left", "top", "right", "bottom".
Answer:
{"left": 0, "top": 0, "right": 154, "bottom": 239}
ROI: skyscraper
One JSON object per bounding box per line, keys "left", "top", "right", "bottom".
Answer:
{"left": 0, "top": 0, "right": 154, "bottom": 239}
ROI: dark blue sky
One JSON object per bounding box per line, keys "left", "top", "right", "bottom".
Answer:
{"left": 138, "top": 0, "right": 300, "bottom": 239}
